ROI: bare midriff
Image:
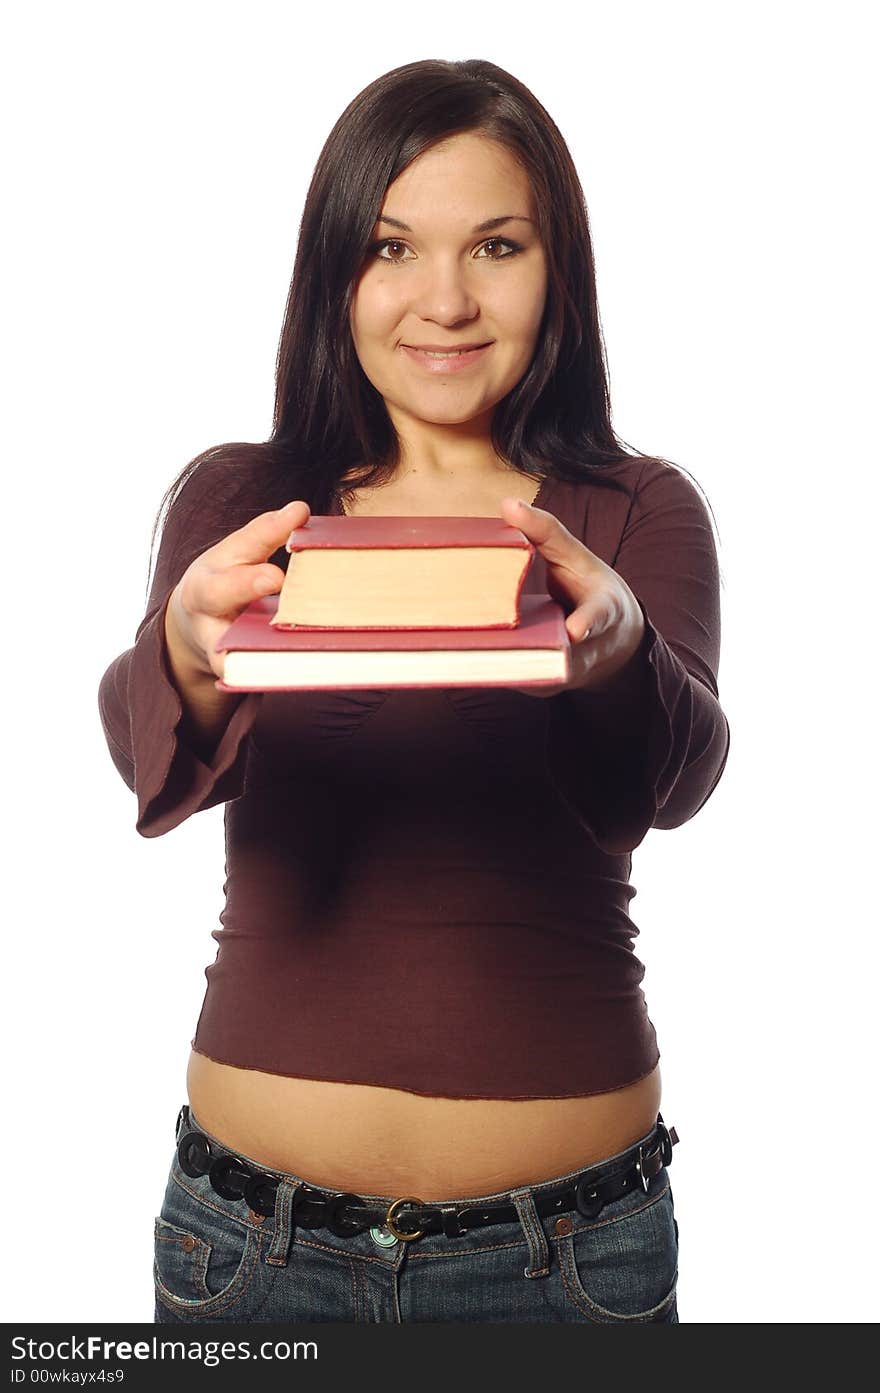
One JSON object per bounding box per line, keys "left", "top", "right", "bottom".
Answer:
{"left": 185, "top": 466, "right": 662, "bottom": 1200}
{"left": 186, "top": 1051, "right": 662, "bottom": 1199}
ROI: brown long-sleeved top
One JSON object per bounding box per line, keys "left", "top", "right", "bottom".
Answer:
{"left": 97, "top": 456, "right": 730, "bottom": 1099}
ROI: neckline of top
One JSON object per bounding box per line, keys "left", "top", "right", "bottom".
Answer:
{"left": 330, "top": 471, "right": 552, "bottom": 518}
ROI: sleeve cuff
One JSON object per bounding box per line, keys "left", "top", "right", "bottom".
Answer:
{"left": 129, "top": 588, "right": 263, "bottom": 838}
{"left": 543, "top": 597, "right": 691, "bottom": 854}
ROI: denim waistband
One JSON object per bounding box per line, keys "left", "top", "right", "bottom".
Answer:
{"left": 170, "top": 1101, "right": 670, "bottom": 1269}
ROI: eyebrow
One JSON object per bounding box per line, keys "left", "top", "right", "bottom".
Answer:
{"left": 376, "top": 215, "right": 534, "bottom": 234}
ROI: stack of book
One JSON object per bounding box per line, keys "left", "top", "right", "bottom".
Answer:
{"left": 214, "top": 514, "right": 571, "bottom": 692}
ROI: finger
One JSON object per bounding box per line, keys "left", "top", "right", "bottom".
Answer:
{"left": 183, "top": 559, "right": 288, "bottom": 621}
{"left": 185, "top": 502, "right": 307, "bottom": 620}
{"left": 499, "top": 496, "right": 601, "bottom": 572}
{"left": 505, "top": 680, "right": 568, "bottom": 700}
{"left": 564, "top": 595, "right": 617, "bottom": 644}
{"left": 565, "top": 608, "right": 592, "bottom": 644}
{"left": 209, "top": 500, "right": 311, "bottom": 567}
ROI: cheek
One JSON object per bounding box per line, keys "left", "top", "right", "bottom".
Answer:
{"left": 353, "top": 275, "right": 406, "bottom": 332}
{"left": 513, "top": 259, "right": 548, "bottom": 330}
{"left": 493, "top": 272, "right": 546, "bottom": 337}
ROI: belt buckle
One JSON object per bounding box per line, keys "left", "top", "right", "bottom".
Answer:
{"left": 635, "top": 1140, "right": 656, "bottom": 1193}
{"left": 385, "top": 1195, "right": 426, "bottom": 1241}
{"left": 656, "top": 1118, "right": 673, "bottom": 1167}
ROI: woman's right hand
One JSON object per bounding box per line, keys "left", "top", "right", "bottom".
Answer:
{"left": 166, "top": 500, "right": 311, "bottom": 682}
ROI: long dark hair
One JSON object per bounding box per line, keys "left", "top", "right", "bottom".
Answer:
{"left": 146, "top": 57, "right": 714, "bottom": 596}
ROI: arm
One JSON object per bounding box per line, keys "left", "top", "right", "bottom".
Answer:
{"left": 162, "top": 586, "right": 251, "bottom": 763}
{"left": 544, "top": 460, "right": 731, "bottom": 854}
{"left": 97, "top": 469, "right": 263, "bottom": 838}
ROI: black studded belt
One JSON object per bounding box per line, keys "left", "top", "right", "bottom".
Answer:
{"left": 173, "top": 1105, "right": 679, "bottom": 1242}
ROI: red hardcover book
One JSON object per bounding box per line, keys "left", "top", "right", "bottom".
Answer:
{"left": 277, "top": 513, "right": 535, "bottom": 630}
{"left": 215, "top": 593, "right": 571, "bottom": 692}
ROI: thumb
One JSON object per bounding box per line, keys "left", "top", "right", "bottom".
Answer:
{"left": 222, "top": 499, "right": 312, "bottom": 565}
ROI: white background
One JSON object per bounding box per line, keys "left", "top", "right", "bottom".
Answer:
{"left": 3, "top": 0, "right": 876, "bottom": 1325}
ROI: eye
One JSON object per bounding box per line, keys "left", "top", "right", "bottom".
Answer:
{"left": 476, "top": 237, "right": 522, "bottom": 260}
{"left": 367, "top": 236, "right": 524, "bottom": 266}
{"left": 372, "top": 238, "right": 412, "bottom": 264}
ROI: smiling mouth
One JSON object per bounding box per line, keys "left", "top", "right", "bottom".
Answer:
{"left": 399, "top": 343, "right": 494, "bottom": 368}
{"left": 401, "top": 342, "right": 493, "bottom": 356}
{"left": 416, "top": 348, "right": 483, "bottom": 357}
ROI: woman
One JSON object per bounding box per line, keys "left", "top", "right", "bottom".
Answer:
{"left": 98, "top": 58, "right": 729, "bottom": 1324}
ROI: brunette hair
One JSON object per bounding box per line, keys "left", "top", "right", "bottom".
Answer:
{"left": 146, "top": 57, "right": 713, "bottom": 596}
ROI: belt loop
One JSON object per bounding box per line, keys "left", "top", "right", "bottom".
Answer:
{"left": 509, "top": 1187, "right": 550, "bottom": 1279}
{"left": 266, "top": 1179, "right": 298, "bottom": 1267}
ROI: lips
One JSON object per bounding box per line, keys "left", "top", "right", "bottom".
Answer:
{"left": 404, "top": 342, "right": 492, "bottom": 352}
{"left": 400, "top": 342, "right": 494, "bottom": 373}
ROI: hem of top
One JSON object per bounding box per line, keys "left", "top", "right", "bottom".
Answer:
{"left": 187, "top": 1043, "right": 661, "bottom": 1102}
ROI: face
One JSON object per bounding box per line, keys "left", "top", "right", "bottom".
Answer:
{"left": 349, "top": 132, "right": 548, "bottom": 456}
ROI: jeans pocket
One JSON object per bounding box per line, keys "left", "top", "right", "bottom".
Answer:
{"left": 153, "top": 1178, "right": 265, "bottom": 1322}
{"left": 555, "top": 1178, "right": 679, "bottom": 1323}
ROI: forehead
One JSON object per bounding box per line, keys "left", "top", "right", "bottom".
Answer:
{"left": 378, "top": 134, "right": 533, "bottom": 219}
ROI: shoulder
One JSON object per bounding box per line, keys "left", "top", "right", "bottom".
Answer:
{"left": 169, "top": 452, "right": 254, "bottom": 513}
{"left": 541, "top": 458, "right": 644, "bottom": 563}
{"left": 543, "top": 457, "right": 716, "bottom": 564}
{"left": 632, "top": 456, "right": 710, "bottom": 506}
{"left": 153, "top": 451, "right": 273, "bottom": 584}
{"left": 163, "top": 448, "right": 280, "bottom": 539}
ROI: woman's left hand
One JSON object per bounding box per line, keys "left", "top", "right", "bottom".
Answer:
{"left": 499, "top": 497, "right": 646, "bottom": 697}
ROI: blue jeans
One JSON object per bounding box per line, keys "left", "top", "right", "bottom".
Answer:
{"left": 154, "top": 1104, "right": 680, "bottom": 1323}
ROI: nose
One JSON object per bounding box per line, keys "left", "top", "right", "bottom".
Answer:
{"left": 411, "top": 256, "right": 480, "bottom": 325}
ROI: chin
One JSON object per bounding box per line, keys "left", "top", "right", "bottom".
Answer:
{"left": 407, "top": 403, "right": 498, "bottom": 426}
